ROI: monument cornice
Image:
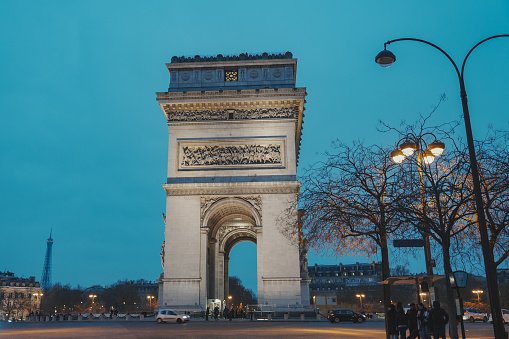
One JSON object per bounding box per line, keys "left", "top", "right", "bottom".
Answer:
{"left": 156, "top": 87, "right": 306, "bottom": 103}
{"left": 163, "top": 181, "right": 300, "bottom": 196}
{"left": 157, "top": 88, "right": 306, "bottom": 164}
{"left": 167, "top": 58, "right": 297, "bottom": 69}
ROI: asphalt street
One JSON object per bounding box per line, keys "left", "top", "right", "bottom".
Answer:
{"left": 0, "top": 319, "right": 503, "bottom": 339}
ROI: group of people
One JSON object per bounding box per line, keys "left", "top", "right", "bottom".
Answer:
{"left": 206, "top": 305, "right": 244, "bottom": 321}
{"left": 387, "top": 301, "right": 449, "bottom": 339}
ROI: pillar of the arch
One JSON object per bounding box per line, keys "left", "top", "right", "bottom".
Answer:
{"left": 208, "top": 239, "right": 217, "bottom": 299}
{"left": 200, "top": 227, "right": 209, "bottom": 307}
{"left": 256, "top": 226, "right": 264, "bottom": 303}
{"left": 257, "top": 193, "right": 304, "bottom": 307}
{"left": 224, "top": 256, "right": 229, "bottom": 302}
{"left": 215, "top": 250, "right": 225, "bottom": 301}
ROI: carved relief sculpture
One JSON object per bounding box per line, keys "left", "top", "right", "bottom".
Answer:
{"left": 182, "top": 144, "right": 282, "bottom": 167}
{"left": 166, "top": 107, "right": 296, "bottom": 122}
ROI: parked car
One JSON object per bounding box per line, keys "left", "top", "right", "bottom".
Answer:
{"left": 328, "top": 309, "right": 366, "bottom": 323}
{"left": 489, "top": 309, "right": 509, "bottom": 323}
{"left": 156, "top": 309, "right": 190, "bottom": 323}
{"left": 462, "top": 308, "right": 488, "bottom": 322}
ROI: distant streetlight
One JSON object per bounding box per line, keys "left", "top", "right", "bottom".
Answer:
{"left": 375, "top": 34, "right": 509, "bottom": 339}
{"left": 473, "top": 290, "right": 484, "bottom": 304}
{"left": 33, "top": 292, "right": 43, "bottom": 311}
{"left": 147, "top": 295, "right": 155, "bottom": 311}
{"left": 356, "top": 294, "right": 365, "bottom": 310}
{"left": 89, "top": 294, "right": 97, "bottom": 313}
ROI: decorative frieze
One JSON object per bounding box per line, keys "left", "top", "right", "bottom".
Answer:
{"left": 166, "top": 107, "right": 296, "bottom": 122}
{"left": 178, "top": 138, "right": 285, "bottom": 170}
{"left": 182, "top": 144, "right": 282, "bottom": 167}
{"left": 164, "top": 183, "right": 301, "bottom": 197}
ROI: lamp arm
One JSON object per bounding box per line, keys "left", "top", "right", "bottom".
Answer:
{"left": 460, "top": 35, "right": 509, "bottom": 79}
{"left": 385, "top": 38, "right": 461, "bottom": 80}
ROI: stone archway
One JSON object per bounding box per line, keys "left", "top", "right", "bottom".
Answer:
{"left": 156, "top": 53, "right": 311, "bottom": 311}
{"left": 201, "top": 196, "right": 261, "bottom": 302}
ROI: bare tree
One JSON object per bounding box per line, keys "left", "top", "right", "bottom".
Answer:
{"left": 472, "top": 130, "right": 509, "bottom": 268}
{"left": 297, "top": 141, "right": 405, "bottom": 329}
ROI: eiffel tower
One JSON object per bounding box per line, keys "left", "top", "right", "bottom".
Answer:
{"left": 40, "top": 230, "right": 53, "bottom": 290}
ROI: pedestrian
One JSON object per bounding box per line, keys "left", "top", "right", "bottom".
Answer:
{"left": 214, "top": 306, "right": 219, "bottom": 320}
{"left": 387, "top": 304, "right": 399, "bottom": 339}
{"left": 229, "top": 306, "right": 234, "bottom": 321}
{"left": 223, "top": 306, "right": 229, "bottom": 319}
{"left": 407, "top": 303, "right": 419, "bottom": 339}
{"left": 205, "top": 306, "right": 209, "bottom": 321}
{"left": 417, "top": 302, "right": 431, "bottom": 339}
{"left": 428, "top": 301, "right": 449, "bottom": 339}
{"left": 396, "top": 302, "right": 408, "bottom": 339}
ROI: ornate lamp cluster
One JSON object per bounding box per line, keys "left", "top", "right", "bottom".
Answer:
{"left": 391, "top": 135, "right": 445, "bottom": 165}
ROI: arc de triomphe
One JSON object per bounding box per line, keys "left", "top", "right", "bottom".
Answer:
{"left": 156, "top": 52, "right": 310, "bottom": 311}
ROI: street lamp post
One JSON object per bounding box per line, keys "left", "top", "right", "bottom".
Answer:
{"left": 472, "top": 290, "right": 484, "bottom": 304}
{"left": 89, "top": 294, "right": 97, "bottom": 313}
{"left": 356, "top": 294, "right": 365, "bottom": 310}
{"left": 391, "top": 133, "right": 444, "bottom": 306}
{"left": 33, "top": 292, "right": 43, "bottom": 312}
{"left": 375, "top": 34, "right": 509, "bottom": 339}
{"left": 147, "top": 295, "right": 155, "bottom": 311}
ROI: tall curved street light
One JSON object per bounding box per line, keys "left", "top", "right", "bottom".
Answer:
{"left": 375, "top": 34, "right": 509, "bottom": 339}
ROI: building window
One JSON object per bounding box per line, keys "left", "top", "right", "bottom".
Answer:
{"left": 225, "top": 70, "right": 238, "bottom": 81}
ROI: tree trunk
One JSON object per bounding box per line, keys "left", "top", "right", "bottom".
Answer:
{"left": 380, "top": 232, "right": 392, "bottom": 339}
{"left": 442, "top": 240, "right": 459, "bottom": 339}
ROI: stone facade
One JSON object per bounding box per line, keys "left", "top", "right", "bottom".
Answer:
{"left": 308, "top": 262, "right": 383, "bottom": 312}
{"left": 156, "top": 54, "right": 309, "bottom": 311}
{"left": 0, "top": 272, "right": 42, "bottom": 321}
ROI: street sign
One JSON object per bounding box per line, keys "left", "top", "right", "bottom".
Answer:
{"left": 454, "top": 271, "right": 468, "bottom": 288}
{"left": 393, "top": 239, "right": 425, "bottom": 247}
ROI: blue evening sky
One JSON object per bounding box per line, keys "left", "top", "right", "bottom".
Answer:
{"left": 1, "top": 1, "right": 508, "bottom": 293}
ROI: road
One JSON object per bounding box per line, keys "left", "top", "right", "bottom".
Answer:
{"left": 0, "top": 319, "right": 502, "bottom": 338}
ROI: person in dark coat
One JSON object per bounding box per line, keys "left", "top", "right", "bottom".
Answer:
{"left": 396, "top": 302, "right": 408, "bottom": 339}
{"left": 417, "top": 302, "right": 431, "bottom": 339}
{"left": 407, "top": 303, "right": 419, "bottom": 339}
{"left": 205, "top": 307, "right": 209, "bottom": 321}
{"left": 387, "top": 304, "right": 399, "bottom": 339}
{"left": 213, "top": 306, "right": 219, "bottom": 320}
{"left": 428, "top": 301, "right": 449, "bottom": 339}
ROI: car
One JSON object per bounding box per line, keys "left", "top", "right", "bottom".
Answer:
{"left": 462, "top": 308, "right": 488, "bottom": 322}
{"left": 328, "top": 309, "right": 366, "bottom": 323}
{"left": 489, "top": 309, "right": 509, "bottom": 324}
{"left": 156, "top": 309, "right": 190, "bottom": 323}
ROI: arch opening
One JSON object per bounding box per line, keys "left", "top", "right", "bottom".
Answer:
{"left": 205, "top": 198, "right": 259, "bottom": 305}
